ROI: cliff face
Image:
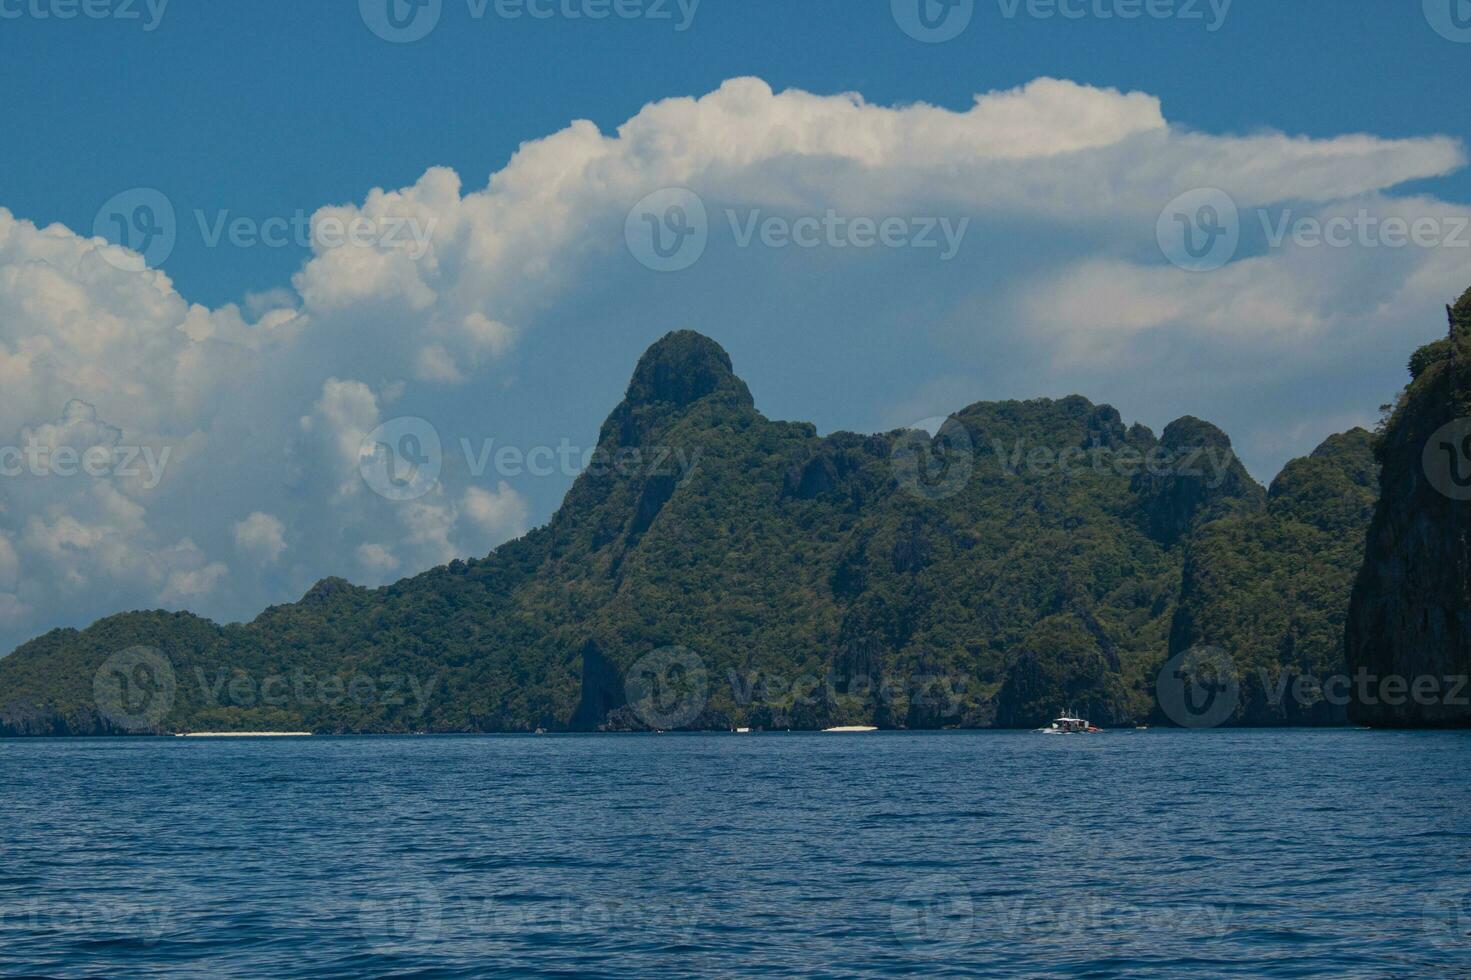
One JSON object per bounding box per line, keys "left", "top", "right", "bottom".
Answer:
{"left": 0, "top": 331, "right": 1381, "bottom": 734}
{"left": 1132, "top": 416, "right": 1265, "bottom": 546}
{"left": 1346, "top": 289, "right": 1471, "bottom": 727}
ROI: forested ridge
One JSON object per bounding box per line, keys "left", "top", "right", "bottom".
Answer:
{"left": 0, "top": 327, "right": 1389, "bottom": 733}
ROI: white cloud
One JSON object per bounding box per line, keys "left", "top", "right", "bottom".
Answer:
{"left": 0, "top": 533, "right": 18, "bottom": 590}
{"left": 462, "top": 483, "right": 530, "bottom": 539}
{"left": 162, "top": 557, "right": 228, "bottom": 603}
{"left": 414, "top": 344, "right": 465, "bottom": 385}
{"left": 0, "top": 593, "right": 26, "bottom": 625}
{"left": 356, "top": 542, "right": 399, "bottom": 575}
{"left": 398, "top": 497, "right": 459, "bottom": 567}
{"left": 300, "top": 378, "right": 380, "bottom": 497}
{"left": 287, "top": 77, "right": 1459, "bottom": 334}
{"left": 0, "top": 75, "right": 1465, "bottom": 655}
{"left": 1021, "top": 193, "right": 1471, "bottom": 368}
{"left": 234, "top": 512, "right": 288, "bottom": 565}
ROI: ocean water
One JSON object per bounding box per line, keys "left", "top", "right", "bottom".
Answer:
{"left": 1, "top": 730, "right": 1468, "bottom": 978}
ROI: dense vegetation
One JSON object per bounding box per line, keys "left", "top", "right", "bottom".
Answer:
{"left": 0, "top": 329, "right": 1385, "bottom": 733}
{"left": 1169, "top": 429, "right": 1377, "bottom": 724}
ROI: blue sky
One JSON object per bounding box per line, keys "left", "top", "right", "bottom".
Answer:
{"left": 0, "top": 0, "right": 1468, "bottom": 649}
{"left": 4, "top": 1, "right": 1468, "bottom": 307}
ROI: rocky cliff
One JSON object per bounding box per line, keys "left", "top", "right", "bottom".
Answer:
{"left": 1346, "top": 288, "right": 1471, "bottom": 727}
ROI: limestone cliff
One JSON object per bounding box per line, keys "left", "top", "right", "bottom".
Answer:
{"left": 1346, "top": 287, "right": 1471, "bottom": 727}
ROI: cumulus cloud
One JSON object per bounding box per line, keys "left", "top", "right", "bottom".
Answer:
{"left": 1024, "top": 192, "right": 1471, "bottom": 365}
{"left": 0, "top": 75, "right": 1465, "bottom": 655}
{"left": 234, "top": 512, "right": 288, "bottom": 565}
{"left": 25, "top": 399, "right": 122, "bottom": 454}
{"left": 356, "top": 542, "right": 399, "bottom": 576}
{"left": 161, "top": 554, "right": 229, "bottom": 603}
{"left": 0, "top": 533, "right": 18, "bottom": 591}
{"left": 287, "top": 77, "right": 1459, "bottom": 331}
{"left": 0, "top": 593, "right": 26, "bottom": 625}
{"left": 463, "top": 483, "right": 531, "bottom": 539}
{"left": 300, "top": 378, "right": 381, "bottom": 497}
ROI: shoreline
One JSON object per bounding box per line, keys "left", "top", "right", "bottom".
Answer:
{"left": 174, "top": 732, "right": 313, "bottom": 738}
{"left": 7, "top": 725, "right": 1453, "bottom": 740}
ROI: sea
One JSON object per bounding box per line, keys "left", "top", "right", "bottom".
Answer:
{"left": 1, "top": 730, "right": 1468, "bottom": 978}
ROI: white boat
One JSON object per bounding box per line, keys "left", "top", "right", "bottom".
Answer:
{"left": 822, "top": 725, "right": 878, "bottom": 733}
{"left": 1036, "top": 714, "right": 1101, "bottom": 735}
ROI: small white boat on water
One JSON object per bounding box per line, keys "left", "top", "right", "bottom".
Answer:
{"left": 823, "top": 726, "right": 878, "bottom": 733}
{"left": 1036, "top": 714, "right": 1102, "bottom": 735}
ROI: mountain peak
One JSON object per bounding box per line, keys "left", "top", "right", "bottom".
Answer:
{"left": 597, "top": 331, "right": 755, "bottom": 449}
{"left": 625, "top": 331, "right": 752, "bottom": 410}
{"left": 1159, "top": 415, "right": 1233, "bottom": 451}
{"left": 1134, "top": 415, "right": 1264, "bottom": 544}
{"left": 1451, "top": 285, "right": 1471, "bottom": 333}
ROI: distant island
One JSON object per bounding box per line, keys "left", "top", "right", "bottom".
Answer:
{"left": 3, "top": 288, "right": 1469, "bottom": 735}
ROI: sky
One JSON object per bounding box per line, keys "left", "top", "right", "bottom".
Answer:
{"left": 0, "top": 0, "right": 1468, "bottom": 651}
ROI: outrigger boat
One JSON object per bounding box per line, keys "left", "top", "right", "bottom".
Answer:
{"left": 1037, "top": 714, "right": 1102, "bottom": 735}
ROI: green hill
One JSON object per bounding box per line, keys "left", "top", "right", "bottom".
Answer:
{"left": 0, "top": 329, "right": 1382, "bottom": 734}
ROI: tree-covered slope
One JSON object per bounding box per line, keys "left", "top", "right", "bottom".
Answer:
{"left": 1167, "top": 429, "right": 1378, "bottom": 725}
{"left": 0, "top": 330, "right": 1380, "bottom": 733}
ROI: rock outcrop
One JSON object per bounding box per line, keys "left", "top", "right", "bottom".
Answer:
{"left": 1346, "top": 288, "right": 1471, "bottom": 727}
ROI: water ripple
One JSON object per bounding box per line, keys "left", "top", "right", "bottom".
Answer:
{"left": 0, "top": 730, "right": 1468, "bottom": 977}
